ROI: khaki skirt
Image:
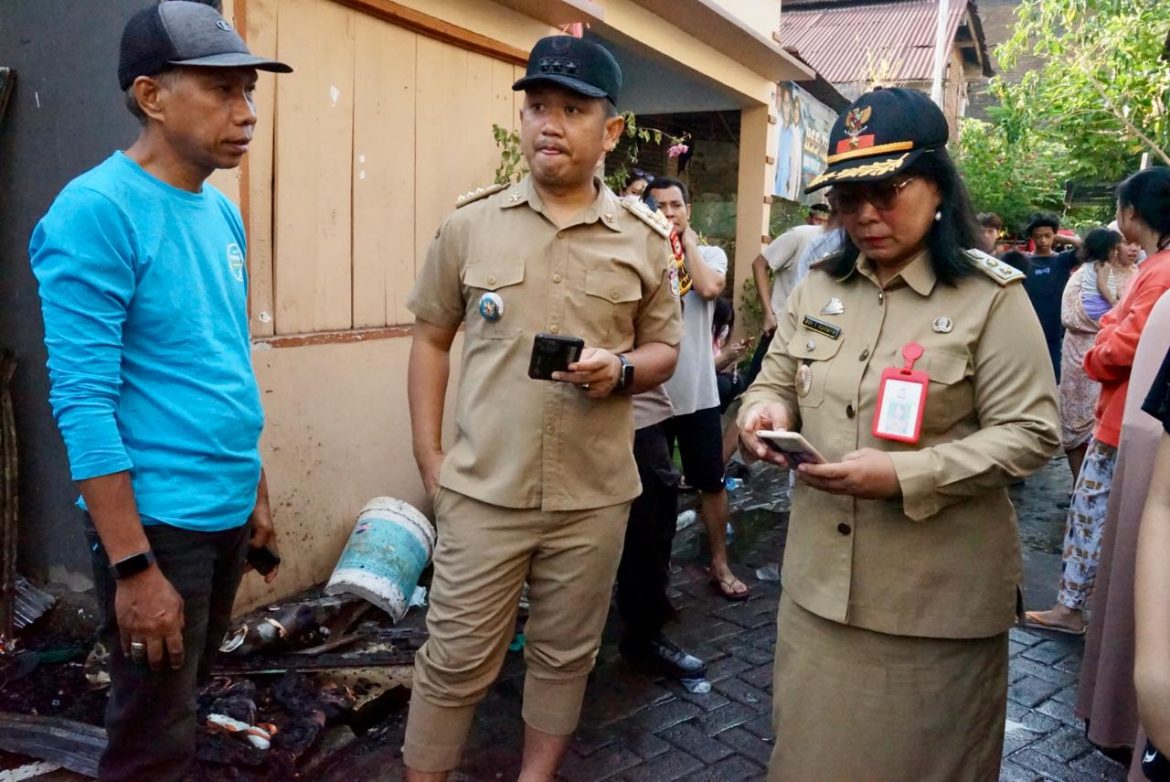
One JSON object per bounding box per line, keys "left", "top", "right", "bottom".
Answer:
{"left": 770, "top": 593, "right": 1008, "bottom": 782}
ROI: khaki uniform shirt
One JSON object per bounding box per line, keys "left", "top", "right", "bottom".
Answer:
{"left": 741, "top": 249, "right": 1061, "bottom": 639}
{"left": 407, "top": 176, "right": 682, "bottom": 512}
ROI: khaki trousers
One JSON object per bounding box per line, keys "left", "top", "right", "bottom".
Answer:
{"left": 402, "top": 488, "right": 630, "bottom": 772}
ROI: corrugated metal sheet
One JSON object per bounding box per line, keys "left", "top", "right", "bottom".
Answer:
{"left": 778, "top": 0, "right": 966, "bottom": 84}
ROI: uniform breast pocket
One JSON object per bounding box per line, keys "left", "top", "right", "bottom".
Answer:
{"left": 785, "top": 332, "right": 843, "bottom": 409}
{"left": 921, "top": 349, "right": 973, "bottom": 432}
{"left": 583, "top": 266, "right": 642, "bottom": 349}
{"left": 463, "top": 264, "right": 525, "bottom": 339}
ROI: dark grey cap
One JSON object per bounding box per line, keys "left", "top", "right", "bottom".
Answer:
{"left": 118, "top": 1, "right": 292, "bottom": 91}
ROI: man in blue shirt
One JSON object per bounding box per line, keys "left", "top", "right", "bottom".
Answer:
{"left": 28, "top": 3, "right": 290, "bottom": 780}
{"left": 1015, "top": 212, "right": 1082, "bottom": 381}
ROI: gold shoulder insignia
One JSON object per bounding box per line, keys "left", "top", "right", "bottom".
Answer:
{"left": 966, "top": 249, "right": 1024, "bottom": 285}
{"left": 619, "top": 197, "right": 672, "bottom": 239}
{"left": 455, "top": 183, "right": 508, "bottom": 209}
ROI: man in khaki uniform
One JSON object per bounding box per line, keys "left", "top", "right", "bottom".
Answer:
{"left": 402, "top": 36, "right": 682, "bottom": 781}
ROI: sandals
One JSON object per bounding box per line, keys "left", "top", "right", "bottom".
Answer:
{"left": 710, "top": 570, "right": 750, "bottom": 602}
{"left": 1022, "top": 610, "right": 1086, "bottom": 636}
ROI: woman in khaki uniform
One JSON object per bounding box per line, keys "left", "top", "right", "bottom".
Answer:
{"left": 738, "top": 88, "right": 1061, "bottom": 781}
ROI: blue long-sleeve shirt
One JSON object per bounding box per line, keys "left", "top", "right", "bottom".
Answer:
{"left": 29, "top": 152, "right": 264, "bottom": 531}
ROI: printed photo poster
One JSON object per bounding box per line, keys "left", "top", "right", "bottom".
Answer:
{"left": 773, "top": 82, "right": 837, "bottom": 204}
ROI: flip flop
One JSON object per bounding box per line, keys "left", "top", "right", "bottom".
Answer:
{"left": 710, "top": 571, "right": 750, "bottom": 602}
{"left": 1022, "top": 611, "right": 1086, "bottom": 636}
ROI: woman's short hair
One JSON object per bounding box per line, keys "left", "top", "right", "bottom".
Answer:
{"left": 1079, "top": 228, "right": 1122, "bottom": 264}
{"left": 1117, "top": 167, "right": 1170, "bottom": 246}
{"left": 818, "top": 149, "right": 980, "bottom": 286}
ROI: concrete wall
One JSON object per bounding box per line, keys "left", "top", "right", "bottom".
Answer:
{"left": 235, "top": 335, "right": 462, "bottom": 611}
{"left": 0, "top": 0, "right": 149, "bottom": 590}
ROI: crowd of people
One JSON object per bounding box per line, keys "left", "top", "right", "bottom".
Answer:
{"left": 22, "top": 2, "right": 1170, "bottom": 780}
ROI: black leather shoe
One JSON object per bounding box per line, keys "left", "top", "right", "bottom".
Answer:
{"left": 620, "top": 635, "right": 707, "bottom": 679}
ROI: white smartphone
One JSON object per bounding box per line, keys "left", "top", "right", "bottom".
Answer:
{"left": 756, "top": 430, "right": 826, "bottom": 465}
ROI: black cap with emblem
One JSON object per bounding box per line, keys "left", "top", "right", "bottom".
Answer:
{"left": 806, "top": 87, "right": 948, "bottom": 193}
{"left": 512, "top": 36, "right": 622, "bottom": 105}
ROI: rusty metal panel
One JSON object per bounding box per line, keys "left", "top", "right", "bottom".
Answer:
{"left": 778, "top": 0, "right": 965, "bottom": 84}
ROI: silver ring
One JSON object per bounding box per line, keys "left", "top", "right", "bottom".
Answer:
{"left": 581, "top": 383, "right": 590, "bottom": 390}
{"left": 130, "top": 641, "right": 146, "bottom": 660}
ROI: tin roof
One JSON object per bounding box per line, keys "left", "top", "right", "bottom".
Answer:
{"left": 778, "top": 0, "right": 985, "bottom": 84}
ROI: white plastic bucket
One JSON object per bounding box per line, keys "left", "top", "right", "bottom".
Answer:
{"left": 325, "top": 497, "right": 436, "bottom": 622}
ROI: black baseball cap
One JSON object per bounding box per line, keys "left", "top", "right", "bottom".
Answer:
{"left": 118, "top": 1, "right": 292, "bottom": 91}
{"left": 512, "top": 36, "right": 621, "bottom": 105}
{"left": 805, "top": 87, "right": 948, "bottom": 193}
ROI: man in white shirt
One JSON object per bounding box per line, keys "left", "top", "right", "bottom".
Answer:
{"left": 647, "top": 177, "right": 748, "bottom": 600}
{"left": 752, "top": 204, "right": 829, "bottom": 339}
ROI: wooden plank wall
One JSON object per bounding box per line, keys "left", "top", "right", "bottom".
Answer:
{"left": 242, "top": 0, "right": 523, "bottom": 336}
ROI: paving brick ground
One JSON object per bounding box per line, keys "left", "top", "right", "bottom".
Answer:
{"left": 11, "top": 458, "right": 1132, "bottom": 781}
{"left": 357, "top": 457, "right": 1130, "bottom": 781}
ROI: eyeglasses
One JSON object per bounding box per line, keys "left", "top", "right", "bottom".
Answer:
{"left": 827, "top": 176, "right": 917, "bottom": 215}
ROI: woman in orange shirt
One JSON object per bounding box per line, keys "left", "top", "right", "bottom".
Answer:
{"left": 1027, "top": 167, "right": 1170, "bottom": 635}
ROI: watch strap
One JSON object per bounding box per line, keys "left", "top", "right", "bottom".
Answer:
{"left": 615, "top": 354, "right": 634, "bottom": 394}
{"left": 109, "top": 550, "right": 157, "bottom": 580}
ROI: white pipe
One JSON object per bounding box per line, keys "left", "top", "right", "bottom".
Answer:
{"left": 930, "top": 0, "right": 950, "bottom": 107}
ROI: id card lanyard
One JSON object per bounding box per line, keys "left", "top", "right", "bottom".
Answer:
{"left": 872, "top": 342, "right": 929, "bottom": 444}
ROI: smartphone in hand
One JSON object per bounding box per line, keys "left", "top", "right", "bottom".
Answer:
{"left": 528, "top": 333, "right": 585, "bottom": 380}
{"left": 757, "top": 430, "right": 826, "bottom": 466}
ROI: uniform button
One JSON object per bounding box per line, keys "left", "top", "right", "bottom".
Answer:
{"left": 859, "top": 348, "right": 870, "bottom": 361}
{"left": 878, "top": 291, "right": 885, "bottom": 303}
{"left": 611, "top": 289, "right": 620, "bottom": 300}
{"left": 837, "top": 523, "right": 851, "bottom": 535}
{"left": 553, "top": 273, "right": 562, "bottom": 283}
{"left": 846, "top": 403, "right": 855, "bottom": 418}
{"left": 549, "top": 324, "right": 560, "bottom": 334}
{"left": 487, "top": 275, "right": 496, "bottom": 285}
{"left": 546, "top": 425, "right": 554, "bottom": 434}
{"left": 806, "top": 339, "right": 817, "bottom": 351}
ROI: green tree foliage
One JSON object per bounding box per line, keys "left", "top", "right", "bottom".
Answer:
{"left": 993, "top": 0, "right": 1170, "bottom": 183}
{"left": 953, "top": 118, "right": 1069, "bottom": 232}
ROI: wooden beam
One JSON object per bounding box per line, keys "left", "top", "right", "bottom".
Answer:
{"left": 491, "top": 0, "right": 604, "bottom": 26}
{"left": 328, "top": 0, "right": 528, "bottom": 66}
{"left": 254, "top": 325, "right": 414, "bottom": 349}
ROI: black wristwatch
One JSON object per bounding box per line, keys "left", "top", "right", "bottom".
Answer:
{"left": 109, "top": 550, "right": 157, "bottom": 580}
{"left": 614, "top": 354, "right": 635, "bottom": 394}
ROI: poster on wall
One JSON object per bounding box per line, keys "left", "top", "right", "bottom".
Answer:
{"left": 773, "top": 82, "right": 837, "bottom": 204}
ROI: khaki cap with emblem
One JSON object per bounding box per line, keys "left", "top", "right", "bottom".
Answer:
{"left": 806, "top": 87, "right": 948, "bottom": 193}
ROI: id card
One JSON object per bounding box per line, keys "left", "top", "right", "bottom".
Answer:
{"left": 872, "top": 343, "right": 929, "bottom": 444}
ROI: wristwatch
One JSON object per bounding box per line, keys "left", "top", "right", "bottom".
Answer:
{"left": 614, "top": 354, "right": 635, "bottom": 394}
{"left": 109, "top": 550, "right": 157, "bottom": 580}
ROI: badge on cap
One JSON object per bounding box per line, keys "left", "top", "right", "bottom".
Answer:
{"left": 821, "top": 297, "right": 845, "bottom": 316}
{"left": 932, "top": 317, "right": 953, "bottom": 333}
{"left": 479, "top": 292, "right": 504, "bottom": 322}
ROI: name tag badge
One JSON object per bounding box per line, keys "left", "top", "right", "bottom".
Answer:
{"left": 873, "top": 342, "right": 929, "bottom": 444}
{"left": 801, "top": 315, "right": 841, "bottom": 340}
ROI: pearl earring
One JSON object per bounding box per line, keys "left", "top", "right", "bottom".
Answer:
{"left": 934, "top": 210, "right": 942, "bottom": 221}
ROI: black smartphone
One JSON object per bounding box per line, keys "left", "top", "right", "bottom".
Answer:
{"left": 528, "top": 333, "right": 585, "bottom": 380}
{"left": 246, "top": 544, "right": 281, "bottom": 576}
